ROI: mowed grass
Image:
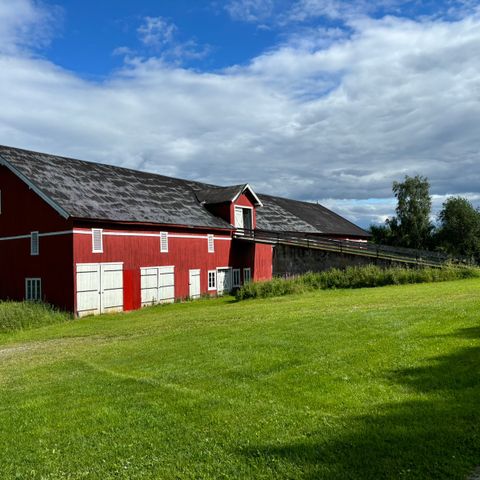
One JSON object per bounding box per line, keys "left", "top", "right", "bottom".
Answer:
{"left": 1, "top": 280, "right": 480, "bottom": 479}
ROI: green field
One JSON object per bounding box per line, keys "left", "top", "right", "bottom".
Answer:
{"left": 1, "top": 279, "right": 480, "bottom": 479}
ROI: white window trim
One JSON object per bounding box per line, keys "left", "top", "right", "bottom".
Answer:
{"left": 207, "top": 234, "right": 214, "bottom": 253}
{"left": 233, "top": 268, "right": 241, "bottom": 287}
{"left": 92, "top": 228, "right": 103, "bottom": 253}
{"left": 208, "top": 270, "right": 217, "bottom": 291}
{"left": 30, "top": 231, "right": 39, "bottom": 256}
{"left": 243, "top": 267, "right": 252, "bottom": 283}
{"left": 25, "top": 278, "right": 42, "bottom": 301}
{"left": 160, "top": 231, "right": 169, "bottom": 253}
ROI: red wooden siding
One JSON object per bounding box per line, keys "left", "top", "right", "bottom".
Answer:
{"left": 72, "top": 226, "right": 262, "bottom": 311}
{"left": 0, "top": 166, "right": 74, "bottom": 310}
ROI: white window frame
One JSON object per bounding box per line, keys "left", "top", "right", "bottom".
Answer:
{"left": 233, "top": 268, "right": 241, "bottom": 287}
{"left": 160, "top": 231, "right": 169, "bottom": 253}
{"left": 92, "top": 228, "right": 103, "bottom": 253}
{"left": 234, "top": 205, "right": 254, "bottom": 231}
{"left": 30, "top": 231, "right": 39, "bottom": 256}
{"left": 243, "top": 267, "right": 252, "bottom": 284}
{"left": 25, "top": 278, "right": 42, "bottom": 301}
{"left": 208, "top": 270, "right": 217, "bottom": 290}
{"left": 208, "top": 234, "right": 214, "bottom": 253}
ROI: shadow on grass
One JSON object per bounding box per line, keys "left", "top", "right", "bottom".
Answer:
{"left": 239, "top": 328, "right": 480, "bottom": 479}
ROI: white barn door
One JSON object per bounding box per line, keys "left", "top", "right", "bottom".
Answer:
{"left": 189, "top": 269, "right": 201, "bottom": 299}
{"left": 217, "top": 268, "right": 232, "bottom": 295}
{"left": 76, "top": 263, "right": 123, "bottom": 317}
{"left": 141, "top": 267, "right": 160, "bottom": 306}
{"left": 141, "top": 266, "right": 175, "bottom": 307}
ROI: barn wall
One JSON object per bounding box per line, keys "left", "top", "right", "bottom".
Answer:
{"left": 0, "top": 166, "right": 74, "bottom": 310}
{"left": 273, "top": 244, "right": 401, "bottom": 276}
{"left": 254, "top": 243, "right": 273, "bottom": 281}
{"left": 73, "top": 226, "right": 271, "bottom": 312}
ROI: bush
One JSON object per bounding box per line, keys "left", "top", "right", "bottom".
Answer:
{"left": 235, "top": 265, "right": 480, "bottom": 301}
{"left": 0, "top": 301, "right": 71, "bottom": 333}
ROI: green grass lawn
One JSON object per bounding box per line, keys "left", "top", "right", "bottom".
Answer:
{"left": 1, "top": 280, "right": 480, "bottom": 479}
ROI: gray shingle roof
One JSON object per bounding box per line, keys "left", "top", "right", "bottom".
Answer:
{"left": 0, "top": 146, "right": 231, "bottom": 229}
{"left": 195, "top": 185, "right": 247, "bottom": 204}
{"left": 0, "top": 145, "right": 370, "bottom": 237}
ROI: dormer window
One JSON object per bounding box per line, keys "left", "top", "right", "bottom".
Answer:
{"left": 234, "top": 206, "right": 253, "bottom": 232}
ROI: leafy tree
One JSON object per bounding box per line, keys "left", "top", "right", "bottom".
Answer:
{"left": 390, "top": 175, "right": 433, "bottom": 249}
{"left": 370, "top": 175, "right": 432, "bottom": 249}
{"left": 436, "top": 197, "right": 480, "bottom": 260}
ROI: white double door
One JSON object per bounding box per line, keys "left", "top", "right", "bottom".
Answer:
{"left": 217, "top": 268, "right": 233, "bottom": 295}
{"left": 141, "top": 266, "right": 175, "bottom": 307}
{"left": 76, "top": 263, "right": 124, "bottom": 317}
{"left": 189, "top": 269, "right": 201, "bottom": 299}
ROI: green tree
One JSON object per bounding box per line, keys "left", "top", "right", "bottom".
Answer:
{"left": 391, "top": 175, "right": 433, "bottom": 249}
{"left": 436, "top": 196, "right": 480, "bottom": 260}
{"left": 370, "top": 175, "right": 432, "bottom": 249}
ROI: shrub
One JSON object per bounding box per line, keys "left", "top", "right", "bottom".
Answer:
{"left": 0, "top": 301, "right": 71, "bottom": 333}
{"left": 235, "top": 265, "right": 480, "bottom": 301}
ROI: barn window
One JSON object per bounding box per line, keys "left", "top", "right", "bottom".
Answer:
{"left": 25, "top": 278, "right": 42, "bottom": 301}
{"left": 208, "top": 234, "right": 214, "bottom": 253}
{"left": 233, "top": 269, "right": 241, "bottom": 287}
{"left": 160, "top": 232, "right": 169, "bottom": 253}
{"left": 208, "top": 270, "right": 217, "bottom": 290}
{"left": 30, "top": 231, "right": 39, "bottom": 256}
{"left": 92, "top": 229, "right": 103, "bottom": 253}
{"left": 243, "top": 268, "right": 251, "bottom": 283}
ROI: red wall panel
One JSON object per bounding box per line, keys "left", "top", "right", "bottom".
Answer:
{"left": 0, "top": 166, "right": 74, "bottom": 310}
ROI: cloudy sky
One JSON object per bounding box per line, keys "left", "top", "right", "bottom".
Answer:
{"left": 1, "top": 0, "right": 480, "bottom": 227}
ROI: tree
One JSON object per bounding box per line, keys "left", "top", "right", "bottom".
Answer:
{"left": 391, "top": 175, "right": 433, "bottom": 249}
{"left": 436, "top": 197, "right": 480, "bottom": 260}
{"left": 369, "top": 175, "right": 432, "bottom": 249}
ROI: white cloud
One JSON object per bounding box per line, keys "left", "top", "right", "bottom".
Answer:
{"left": 225, "top": 0, "right": 275, "bottom": 22}
{"left": 0, "top": 0, "right": 61, "bottom": 53}
{"left": 1, "top": 2, "right": 480, "bottom": 228}
{"left": 137, "top": 16, "right": 177, "bottom": 48}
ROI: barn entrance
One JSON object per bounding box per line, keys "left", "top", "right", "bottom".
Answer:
{"left": 76, "top": 263, "right": 124, "bottom": 317}
{"left": 217, "top": 268, "right": 233, "bottom": 295}
{"left": 140, "top": 266, "right": 175, "bottom": 307}
{"left": 189, "top": 269, "right": 201, "bottom": 299}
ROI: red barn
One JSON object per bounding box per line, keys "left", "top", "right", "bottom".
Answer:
{"left": 0, "top": 146, "right": 369, "bottom": 316}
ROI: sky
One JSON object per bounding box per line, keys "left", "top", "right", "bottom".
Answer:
{"left": 1, "top": 0, "right": 480, "bottom": 228}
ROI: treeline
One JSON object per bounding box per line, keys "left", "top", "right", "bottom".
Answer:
{"left": 370, "top": 175, "right": 480, "bottom": 262}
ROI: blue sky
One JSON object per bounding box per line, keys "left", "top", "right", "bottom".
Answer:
{"left": 1, "top": 0, "right": 480, "bottom": 227}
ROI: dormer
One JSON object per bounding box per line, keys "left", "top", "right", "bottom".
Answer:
{"left": 196, "top": 184, "right": 263, "bottom": 232}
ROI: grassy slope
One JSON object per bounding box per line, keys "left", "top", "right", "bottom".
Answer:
{"left": 1, "top": 280, "right": 480, "bottom": 479}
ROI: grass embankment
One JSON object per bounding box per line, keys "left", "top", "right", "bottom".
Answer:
{"left": 1, "top": 279, "right": 480, "bottom": 479}
{"left": 0, "top": 301, "right": 71, "bottom": 333}
{"left": 236, "top": 264, "right": 480, "bottom": 300}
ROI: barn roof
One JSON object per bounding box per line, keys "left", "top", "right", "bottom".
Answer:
{"left": 195, "top": 184, "right": 263, "bottom": 206}
{"left": 0, "top": 145, "right": 370, "bottom": 237}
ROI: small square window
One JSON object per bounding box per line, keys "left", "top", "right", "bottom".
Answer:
{"left": 208, "top": 270, "right": 217, "bottom": 290}
{"left": 30, "top": 231, "right": 39, "bottom": 256}
{"left": 25, "top": 278, "right": 42, "bottom": 301}
{"left": 160, "top": 232, "right": 169, "bottom": 253}
{"left": 208, "top": 234, "right": 214, "bottom": 253}
{"left": 243, "top": 268, "right": 251, "bottom": 284}
{"left": 233, "top": 269, "right": 241, "bottom": 287}
{"left": 92, "top": 229, "right": 103, "bottom": 253}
